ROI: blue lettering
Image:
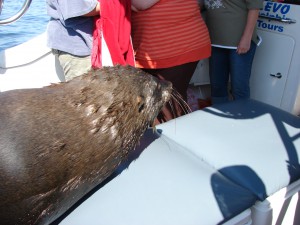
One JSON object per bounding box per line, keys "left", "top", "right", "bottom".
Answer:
{"left": 278, "top": 26, "right": 284, "bottom": 32}
{"left": 262, "top": 2, "right": 290, "bottom": 15}
{"left": 257, "top": 20, "right": 263, "bottom": 27}
{"left": 281, "top": 5, "right": 290, "bottom": 14}
{"left": 257, "top": 20, "right": 284, "bottom": 33}
{"left": 265, "top": 2, "right": 272, "bottom": 12}
{"left": 273, "top": 3, "right": 281, "bottom": 13}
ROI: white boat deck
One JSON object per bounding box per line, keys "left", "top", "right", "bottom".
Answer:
{"left": 1, "top": 2, "right": 300, "bottom": 224}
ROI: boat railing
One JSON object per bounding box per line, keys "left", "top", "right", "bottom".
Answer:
{"left": 0, "top": 0, "right": 32, "bottom": 25}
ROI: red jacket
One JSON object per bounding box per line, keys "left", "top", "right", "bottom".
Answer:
{"left": 92, "top": 0, "right": 134, "bottom": 68}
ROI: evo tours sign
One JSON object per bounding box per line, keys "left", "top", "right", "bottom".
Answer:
{"left": 257, "top": 1, "right": 292, "bottom": 33}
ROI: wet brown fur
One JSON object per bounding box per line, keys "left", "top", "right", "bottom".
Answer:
{"left": 0, "top": 65, "right": 172, "bottom": 225}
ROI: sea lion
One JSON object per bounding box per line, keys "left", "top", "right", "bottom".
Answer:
{"left": 0, "top": 65, "right": 172, "bottom": 225}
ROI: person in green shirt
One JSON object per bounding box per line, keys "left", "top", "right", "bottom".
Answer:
{"left": 204, "top": 0, "right": 263, "bottom": 103}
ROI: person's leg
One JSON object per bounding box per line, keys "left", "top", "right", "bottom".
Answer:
{"left": 229, "top": 41, "right": 257, "bottom": 100}
{"left": 53, "top": 50, "right": 92, "bottom": 81}
{"left": 209, "top": 47, "right": 230, "bottom": 104}
{"left": 154, "top": 61, "right": 198, "bottom": 101}
{"left": 143, "top": 61, "right": 198, "bottom": 124}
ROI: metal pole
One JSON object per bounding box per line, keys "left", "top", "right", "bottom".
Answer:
{"left": 0, "top": 0, "right": 33, "bottom": 25}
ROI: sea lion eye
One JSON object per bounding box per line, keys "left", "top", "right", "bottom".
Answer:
{"left": 136, "top": 96, "right": 145, "bottom": 112}
{"left": 138, "top": 103, "right": 145, "bottom": 113}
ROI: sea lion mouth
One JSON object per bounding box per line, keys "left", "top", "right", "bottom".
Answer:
{"left": 147, "top": 79, "right": 172, "bottom": 127}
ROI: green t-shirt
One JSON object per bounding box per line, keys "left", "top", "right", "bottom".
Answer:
{"left": 204, "top": 0, "right": 263, "bottom": 48}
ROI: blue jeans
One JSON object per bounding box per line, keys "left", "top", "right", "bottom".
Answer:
{"left": 209, "top": 42, "right": 257, "bottom": 104}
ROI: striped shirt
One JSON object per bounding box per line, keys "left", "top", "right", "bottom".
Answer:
{"left": 131, "top": 0, "right": 211, "bottom": 69}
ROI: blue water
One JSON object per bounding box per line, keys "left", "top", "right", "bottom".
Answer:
{"left": 0, "top": 0, "right": 49, "bottom": 52}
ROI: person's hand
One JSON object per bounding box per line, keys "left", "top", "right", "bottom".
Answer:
{"left": 237, "top": 9, "right": 259, "bottom": 54}
{"left": 237, "top": 36, "right": 251, "bottom": 54}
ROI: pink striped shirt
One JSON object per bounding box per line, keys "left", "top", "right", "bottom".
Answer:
{"left": 131, "top": 0, "right": 211, "bottom": 69}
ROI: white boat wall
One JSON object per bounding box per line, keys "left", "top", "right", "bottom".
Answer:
{"left": 251, "top": 1, "right": 300, "bottom": 116}
{"left": 0, "top": 32, "right": 64, "bottom": 91}
{"left": 190, "top": 1, "right": 300, "bottom": 116}
{"left": 0, "top": 1, "right": 300, "bottom": 225}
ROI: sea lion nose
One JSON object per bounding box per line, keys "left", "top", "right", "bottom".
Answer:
{"left": 159, "top": 80, "right": 172, "bottom": 102}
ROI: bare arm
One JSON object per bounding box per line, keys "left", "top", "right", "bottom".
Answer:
{"left": 83, "top": 2, "right": 100, "bottom": 17}
{"left": 131, "top": 0, "right": 160, "bottom": 11}
{"left": 237, "top": 9, "right": 259, "bottom": 54}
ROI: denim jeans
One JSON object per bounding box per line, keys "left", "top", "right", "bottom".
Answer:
{"left": 209, "top": 42, "right": 257, "bottom": 104}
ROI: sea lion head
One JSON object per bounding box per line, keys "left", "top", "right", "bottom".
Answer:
{"left": 64, "top": 65, "right": 172, "bottom": 155}
{"left": 0, "top": 65, "right": 172, "bottom": 225}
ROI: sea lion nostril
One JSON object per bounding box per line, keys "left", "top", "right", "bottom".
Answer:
{"left": 161, "top": 80, "right": 172, "bottom": 102}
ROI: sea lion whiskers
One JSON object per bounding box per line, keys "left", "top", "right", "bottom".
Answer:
{"left": 170, "top": 88, "right": 192, "bottom": 114}
{"left": 157, "top": 87, "right": 192, "bottom": 123}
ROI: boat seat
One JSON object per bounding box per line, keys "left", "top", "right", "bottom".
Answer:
{"left": 56, "top": 99, "right": 300, "bottom": 225}
{"left": 157, "top": 98, "right": 300, "bottom": 201}
{"left": 56, "top": 129, "right": 257, "bottom": 225}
